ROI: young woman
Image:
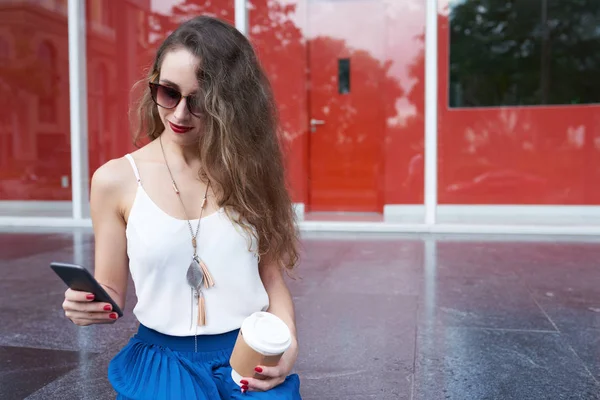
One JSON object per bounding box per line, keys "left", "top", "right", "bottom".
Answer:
{"left": 61, "top": 16, "right": 302, "bottom": 399}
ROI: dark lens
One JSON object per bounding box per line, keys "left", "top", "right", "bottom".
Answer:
{"left": 155, "top": 85, "right": 180, "bottom": 109}
{"left": 187, "top": 94, "right": 203, "bottom": 117}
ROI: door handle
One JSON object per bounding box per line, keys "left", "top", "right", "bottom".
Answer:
{"left": 310, "top": 118, "right": 326, "bottom": 132}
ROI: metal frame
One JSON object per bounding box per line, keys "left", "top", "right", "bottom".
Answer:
{"left": 235, "top": 0, "right": 248, "bottom": 35}
{"left": 1, "top": 0, "right": 600, "bottom": 235}
{"left": 424, "top": 0, "right": 438, "bottom": 225}
{"left": 68, "top": 0, "right": 89, "bottom": 220}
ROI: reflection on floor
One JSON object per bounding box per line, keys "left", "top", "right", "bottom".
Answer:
{"left": 1, "top": 228, "right": 599, "bottom": 399}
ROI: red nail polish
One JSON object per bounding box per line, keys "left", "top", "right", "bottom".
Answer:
{"left": 86, "top": 294, "right": 95, "bottom": 300}
{"left": 242, "top": 385, "right": 248, "bottom": 390}
{"left": 104, "top": 305, "right": 112, "bottom": 311}
{"left": 109, "top": 313, "right": 118, "bottom": 320}
{"left": 254, "top": 367, "right": 263, "bottom": 373}
{"left": 240, "top": 380, "right": 248, "bottom": 385}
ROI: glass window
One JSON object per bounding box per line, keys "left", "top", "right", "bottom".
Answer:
{"left": 0, "top": 3, "right": 71, "bottom": 209}
{"left": 449, "top": 0, "right": 600, "bottom": 107}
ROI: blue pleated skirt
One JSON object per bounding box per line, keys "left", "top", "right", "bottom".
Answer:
{"left": 108, "top": 324, "right": 302, "bottom": 400}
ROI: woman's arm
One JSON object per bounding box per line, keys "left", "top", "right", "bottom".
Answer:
{"left": 89, "top": 159, "right": 131, "bottom": 312}
{"left": 62, "top": 159, "right": 131, "bottom": 325}
{"left": 260, "top": 256, "right": 298, "bottom": 344}
{"left": 242, "top": 255, "right": 299, "bottom": 392}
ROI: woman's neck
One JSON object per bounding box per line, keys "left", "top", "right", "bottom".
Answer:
{"left": 159, "top": 136, "right": 202, "bottom": 170}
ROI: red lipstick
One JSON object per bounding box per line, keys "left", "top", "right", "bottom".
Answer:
{"left": 168, "top": 121, "right": 193, "bottom": 134}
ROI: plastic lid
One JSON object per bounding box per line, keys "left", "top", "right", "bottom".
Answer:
{"left": 241, "top": 312, "right": 292, "bottom": 356}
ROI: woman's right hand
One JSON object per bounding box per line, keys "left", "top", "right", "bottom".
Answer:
{"left": 62, "top": 288, "right": 119, "bottom": 326}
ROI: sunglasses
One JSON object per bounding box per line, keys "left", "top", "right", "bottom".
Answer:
{"left": 149, "top": 82, "right": 203, "bottom": 118}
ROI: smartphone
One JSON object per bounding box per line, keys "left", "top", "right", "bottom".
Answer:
{"left": 50, "top": 262, "right": 124, "bottom": 317}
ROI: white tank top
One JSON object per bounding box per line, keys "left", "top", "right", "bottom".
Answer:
{"left": 123, "top": 154, "right": 270, "bottom": 336}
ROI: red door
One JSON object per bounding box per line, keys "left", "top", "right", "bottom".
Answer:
{"left": 307, "top": 1, "right": 386, "bottom": 212}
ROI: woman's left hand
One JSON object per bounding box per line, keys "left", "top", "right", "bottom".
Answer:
{"left": 240, "top": 341, "right": 298, "bottom": 393}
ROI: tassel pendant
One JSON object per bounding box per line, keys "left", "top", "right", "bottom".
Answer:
{"left": 187, "top": 256, "right": 215, "bottom": 327}
{"left": 197, "top": 257, "right": 215, "bottom": 289}
{"left": 197, "top": 293, "right": 206, "bottom": 326}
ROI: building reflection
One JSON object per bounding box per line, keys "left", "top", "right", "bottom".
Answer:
{"left": 0, "top": 0, "right": 426, "bottom": 214}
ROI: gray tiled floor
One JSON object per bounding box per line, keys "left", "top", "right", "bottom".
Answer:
{"left": 1, "top": 228, "right": 599, "bottom": 399}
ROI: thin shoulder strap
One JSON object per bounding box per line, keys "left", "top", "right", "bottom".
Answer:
{"left": 124, "top": 154, "right": 142, "bottom": 186}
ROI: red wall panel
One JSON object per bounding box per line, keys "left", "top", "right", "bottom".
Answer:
{"left": 248, "top": 2, "right": 308, "bottom": 205}
{"left": 250, "top": 0, "right": 426, "bottom": 207}
{"left": 0, "top": 2, "right": 71, "bottom": 201}
{"left": 383, "top": 0, "right": 425, "bottom": 205}
{"left": 438, "top": 9, "right": 600, "bottom": 205}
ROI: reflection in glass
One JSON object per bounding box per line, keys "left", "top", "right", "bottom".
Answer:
{"left": 249, "top": 0, "right": 425, "bottom": 208}
{"left": 0, "top": 2, "right": 71, "bottom": 202}
{"left": 449, "top": 0, "right": 600, "bottom": 107}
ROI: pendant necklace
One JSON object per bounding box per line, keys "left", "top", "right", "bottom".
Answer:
{"left": 159, "top": 136, "right": 215, "bottom": 352}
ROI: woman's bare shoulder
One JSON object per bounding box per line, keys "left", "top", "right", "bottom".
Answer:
{"left": 92, "top": 157, "right": 135, "bottom": 193}
{"left": 90, "top": 153, "right": 146, "bottom": 219}
{"left": 91, "top": 145, "right": 153, "bottom": 199}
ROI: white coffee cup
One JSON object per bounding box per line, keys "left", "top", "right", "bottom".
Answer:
{"left": 230, "top": 311, "right": 292, "bottom": 386}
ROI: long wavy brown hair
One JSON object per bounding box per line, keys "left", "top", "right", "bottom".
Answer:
{"left": 131, "top": 16, "right": 299, "bottom": 271}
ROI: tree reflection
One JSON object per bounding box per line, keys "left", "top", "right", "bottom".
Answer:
{"left": 148, "top": 1, "right": 234, "bottom": 47}
{"left": 449, "top": 0, "right": 600, "bottom": 107}
{"left": 438, "top": 4, "right": 600, "bottom": 205}
{"left": 395, "top": 37, "right": 425, "bottom": 203}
